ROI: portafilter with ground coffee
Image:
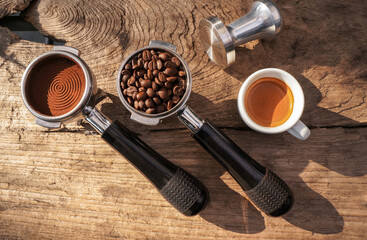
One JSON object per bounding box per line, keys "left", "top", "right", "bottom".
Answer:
{"left": 21, "top": 46, "right": 209, "bottom": 216}
{"left": 117, "top": 41, "right": 293, "bottom": 217}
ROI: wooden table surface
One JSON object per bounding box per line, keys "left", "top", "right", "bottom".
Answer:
{"left": 0, "top": 0, "right": 366, "bottom": 239}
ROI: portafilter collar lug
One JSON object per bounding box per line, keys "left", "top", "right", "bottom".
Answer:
{"left": 53, "top": 46, "right": 79, "bottom": 56}
{"left": 149, "top": 41, "right": 177, "bottom": 52}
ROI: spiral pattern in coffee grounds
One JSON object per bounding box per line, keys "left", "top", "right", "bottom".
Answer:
{"left": 46, "top": 66, "right": 84, "bottom": 116}
{"left": 26, "top": 56, "right": 85, "bottom": 117}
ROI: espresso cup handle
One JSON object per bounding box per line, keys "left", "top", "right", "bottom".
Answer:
{"left": 287, "top": 120, "right": 310, "bottom": 140}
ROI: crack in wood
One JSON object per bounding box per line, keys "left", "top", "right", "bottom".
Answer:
{"left": 337, "top": 94, "right": 366, "bottom": 114}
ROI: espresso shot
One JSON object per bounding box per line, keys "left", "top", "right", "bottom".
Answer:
{"left": 120, "top": 49, "right": 187, "bottom": 114}
{"left": 245, "top": 77, "right": 294, "bottom": 127}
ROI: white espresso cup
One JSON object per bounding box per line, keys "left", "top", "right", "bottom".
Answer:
{"left": 237, "top": 68, "right": 311, "bottom": 140}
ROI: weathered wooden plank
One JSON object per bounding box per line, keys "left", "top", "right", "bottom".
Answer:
{"left": 0, "top": 127, "right": 366, "bottom": 239}
{"left": 0, "top": 0, "right": 366, "bottom": 239}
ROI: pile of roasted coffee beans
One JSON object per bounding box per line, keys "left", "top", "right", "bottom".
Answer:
{"left": 120, "top": 49, "right": 186, "bottom": 114}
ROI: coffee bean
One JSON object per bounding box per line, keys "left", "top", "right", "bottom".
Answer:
{"left": 157, "top": 87, "right": 168, "bottom": 100}
{"left": 123, "top": 89, "right": 127, "bottom": 95}
{"left": 158, "top": 72, "right": 167, "bottom": 82}
{"left": 153, "top": 70, "right": 159, "bottom": 77}
{"left": 121, "top": 81, "right": 127, "bottom": 89}
{"left": 138, "top": 100, "right": 145, "bottom": 110}
{"left": 159, "top": 52, "right": 171, "bottom": 61}
{"left": 155, "top": 77, "right": 163, "bottom": 86}
{"left": 126, "top": 86, "right": 137, "bottom": 97}
{"left": 164, "top": 82, "right": 173, "bottom": 89}
{"left": 137, "top": 69, "right": 145, "bottom": 77}
{"left": 178, "top": 71, "right": 186, "bottom": 77}
{"left": 145, "top": 98, "right": 154, "bottom": 108}
{"left": 165, "top": 61, "right": 176, "bottom": 69}
{"left": 146, "top": 108, "right": 156, "bottom": 114}
{"left": 137, "top": 58, "right": 144, "bottom": 68}
{"left": 122, "top": 73, "right": 131, "bottom": 82}
{"left": 144, "top": 61, "right": 149, "bottom": 70}
{"left": 138, "top": 53, "right": 142, "bottom": 59}
{"left": 140, "top": 79, "right": 152, "bottom": 88}
{"left": 152, "top": 81, "right": 159, "bottom": 91}
{"left": 147, "top": 70, "right": 153, "bottom": 79}
{"left": 142, "top": 50, "right": 152, "bottom": 61}
{"left": 153, "top": 97, "right": 162, "bottom": 105}
{"left": 167, "top": 89, "right": 172, "bottom": 97}
{"left": 166, "top": 76, "right": 177, "bottom": 82}
{"left": 156, "top": 104, "right": 166, "bottom": 113}
{"left": 136, "top": 80, "right": 141, "bottom": 88}
{"left": 164, "top": 67, "right": 177, "bottom": 76}
{"left": 148, "top": 61, "right": 153, "bottom": 71}
{"left": 121, "top": 70, "right": 130, "bottom": 76}
{"left": 178, "top": 77, "right": 186, "bottom": 88}
{"left": 146, "top": 88, "right": 155, "bottom": 98}
{"left": 167, "top": 99, "right": 173, "bottom": 110}
{"left": 138, "top": 87, "right": 145, "bottom": 92}
{"left": 152, "top": 55, "right": 158, "bottom": 61}
{"left": 173, "top": 85, "right": 184, "bottom": 96}
{"left": 132, "top": 58, "right": 140, "bottom": 69}
{"left": 134, "top": 100, "right": 139, "bottom": 109}
{"left": 127, "top": 97, "right": 133, "bottom": 105}
{"left": 163, "top": 90, "right": 171, "bottom": 101}
{"left": 156, "top": 59, "right": 163, "bottom": 70}
{"left": 125, "top": 63, "right": 132, "bottom": 70}
{"left": 127, "top": 76, "right": 136, "bottom": 86}
{"left": 172, "top": 95, "right": 180, "bottom": 104}
{"left": 132, "top": 92, "right": 138, "bottom": 100}
{"left": 150, "top": 50, "right": 157, "bottom": 56}
{"left": 171, "top": 57, "right": 181, "bottom": 67}
{"left": 152, "top": 58, "right": 157, "bottom": 70}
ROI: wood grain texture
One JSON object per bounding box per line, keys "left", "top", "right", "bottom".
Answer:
{"left": 0, "top": 0, "right": 31, "bottom": 18}
{"left": 0, "top": 0, "right": 366, "bottom": 239}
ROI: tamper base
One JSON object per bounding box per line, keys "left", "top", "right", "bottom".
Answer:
{"left": 199, "top": 16, "right": 235, "bottom": 67}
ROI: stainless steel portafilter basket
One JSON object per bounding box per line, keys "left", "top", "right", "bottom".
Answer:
{"left": 199, "top": 0, "right": 283, "bottom": 67}
{"left": 21, "top": 46, "right": 209, "bottom": 216}
{"left": 118, "top": 41, "right": 293, "bottom": 217}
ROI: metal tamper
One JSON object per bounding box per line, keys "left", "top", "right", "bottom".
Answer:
{"left": 199, "top": 0, "right": 283, "bottom": 67}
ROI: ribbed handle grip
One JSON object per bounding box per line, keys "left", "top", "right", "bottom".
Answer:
{"left": 102, "top": 121, "right": 209, "bottom": 216}
{"left": 160, "top": 168, "right": 209, "bottom": 216}
{"left": 245, "top": 169, "right": 293, "bottom": 217}
{"left": 192, "top": 121, "right": 293, "bottom": 216}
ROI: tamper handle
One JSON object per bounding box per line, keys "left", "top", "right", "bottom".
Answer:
{"left": 192, "top": 121, "right": 293, "bottom": 216}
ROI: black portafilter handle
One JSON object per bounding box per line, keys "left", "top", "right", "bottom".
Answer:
{"left": 179, "top": 107, "right": 293, "bottom": 217}
{"left": 84, "top": 108, "right": 209, "bottom": 216}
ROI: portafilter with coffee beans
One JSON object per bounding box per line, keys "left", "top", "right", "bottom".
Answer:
{"left": 117, "top": 41, "right": 294, "bottom": 217}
